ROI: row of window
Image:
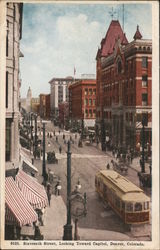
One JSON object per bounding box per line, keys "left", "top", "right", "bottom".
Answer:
{"left": 85, "top": 109, "right": 96, "bottom": 118}
{"left": 104, "top": 76, "right": 148, "bottom": 92}
{"left": 84, "top": 99, "right": 96, "bottom": 106}
{"left": 84, "top": 89, "right": 96, "bottom": 96}
{"left": 103, "top": 57, "right": 149, "bottom": 79}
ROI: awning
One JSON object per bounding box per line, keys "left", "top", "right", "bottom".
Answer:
{"left": 15, "top": 170, "right": 48, "bottom": 209}
{"left": 20, "top": 152, "right": 38, "bottom": 174}
{"left": 5, "top": 177, "right": 38, "bottom": 227}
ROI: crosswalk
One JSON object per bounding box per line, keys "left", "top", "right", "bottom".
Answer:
{"left": 55, "top": 153, "right": 109, "bottom": 160}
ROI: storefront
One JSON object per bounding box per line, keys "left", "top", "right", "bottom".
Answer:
{"left": 5, "top": 177, "right": 38, "bottom": 240}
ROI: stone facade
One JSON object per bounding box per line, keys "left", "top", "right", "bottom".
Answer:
{"left": 49, "top": 76, "right": 75, "bottom": 120}
{"left": 96, "top": 20, "right": 152, "bottom": 152}
{"left": 6, "top": 3, "right": 23, "bottom": 167}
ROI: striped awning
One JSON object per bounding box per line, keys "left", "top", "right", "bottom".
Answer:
{"left": 15, "top": 170, "right": 48, "bottom": 209}
{"left": 5, "top": 177, "right": 38, "bottom": 227}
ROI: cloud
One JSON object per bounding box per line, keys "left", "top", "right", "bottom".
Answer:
{"left": 20, "top": 3, "right": 152, "bottom": 97}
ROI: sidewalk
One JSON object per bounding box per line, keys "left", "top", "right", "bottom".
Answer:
{"left": 40, "top": 194, "right": 130, "bottom": 241}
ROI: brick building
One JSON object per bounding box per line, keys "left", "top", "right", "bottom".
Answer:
{"left": 39, "top": 94, "right": 50, "bottom": 120}
{"left": 58, "top": 102, "right": 69, "bottom": 129}
{"left": 69, "top": 79, "right": 96, "bottom": 128}
{"left": 96, "top": 20, "right": 152, "bottom": 152}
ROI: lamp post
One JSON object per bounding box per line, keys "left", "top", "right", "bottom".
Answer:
{"left": 34, "top": 114, "right": 38, "bottom": 159}
{"left": 141, "top": 116, "right": 145, "bottom": 173}
{"left": 42, "top": 122, "right": 47, "bottom": 185}
{"left": 63, "top": 140, "right": 72, "bottom": 240}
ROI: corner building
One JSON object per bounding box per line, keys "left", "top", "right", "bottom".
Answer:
{"left": 6, "top": 3, "right": 23, "bottom": 166}
{"left": 96, "top": 20, "right": 152, "bottom": 152}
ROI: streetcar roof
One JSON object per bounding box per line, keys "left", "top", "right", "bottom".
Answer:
{"left": 97, "top": 170, "right": 143, "bottom": 193}
{"left": 122, "top": 192, "right": 150, "bottom": 202}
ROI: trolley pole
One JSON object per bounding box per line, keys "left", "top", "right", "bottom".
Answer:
{"left": 63, "top": 140, "right": 72, "bottom": 240}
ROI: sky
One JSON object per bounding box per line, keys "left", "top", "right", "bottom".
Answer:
{"left": 20, "top": 2, "right": 152, "bottom": 98}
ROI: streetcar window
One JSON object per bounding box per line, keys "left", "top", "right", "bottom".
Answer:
{"left": 135, "top": 202, "right": 142, "bottom": 211}
{"left": 126, "top": 202, "right": 133, "bottom": 212}
{"left": 103, "top": 184, "right": 107, "bottom": 194}
{"left": 115, "top": 197, "right": 120, "bottom": 209}
{"left": 144, "top": 202, "right": 149, "bottom": 210}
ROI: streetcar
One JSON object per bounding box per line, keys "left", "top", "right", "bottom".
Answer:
{"left": 95, "top": 170, "right": 150, "bottom": 224}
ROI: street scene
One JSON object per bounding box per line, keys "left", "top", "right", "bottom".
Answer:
{"left": 3, "top": 1, "right": 158, "bottom": 247}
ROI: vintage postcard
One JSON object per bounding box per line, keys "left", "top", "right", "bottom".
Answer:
{"left": 0, "top": 0, "right": 159, "bottom": 249}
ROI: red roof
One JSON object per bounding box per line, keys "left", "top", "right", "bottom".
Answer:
{"left": 101, "top": 20, "right": 128, "bottom": 57}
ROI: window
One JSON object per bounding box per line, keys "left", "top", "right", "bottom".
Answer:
{"left": 117, "top": 59, "right": 122, "bottom": 73}
{"left": 126, "top": 202, "right": 133, "bottom": 212}
{"left": 6, "top": 119, "right": 11, "bottom": 161}
{"left": 144, "top": 202, "right": 149, "bottom": 210}
{"left": 89, "top": 99, "right": 92, "bottom": 106}
{"left": 142, "top": 93, "right": 148, "bottom": 106}
{"left": 93, "top": 89, "right": 96, "bottom": 95}
{"left": 135, "top": 202, "right": 142, "bottom": 211}
{"left": 93, "top": 109, "right": 96, "bottom": 118}
{"left": 85, "top": 89, "right": 88, "bottom": 95}
{"left": 89, "top": 89, "right": 92, "bottom": 95}
{"left": 142, "top": 113, "right": 148, "bottom": 126}
{"left": 142, "top": 75, "right": 148, "bottom": 87}
{"left": 6, "top": 71, "right": 8, "bottom": 108}
{"left": 6, "top": 33, "right": 8, "bottom": 57}
{"left": 84, "top": 99, "right": 88, "bottom": 106}
{"left": 136, "top": 113, "right": 142, "bottom": 122}
{"left": 85, "top": 109, "right": 88, "bottom": 117}
{"left": 142, "top": 57, "right": 148, "bottom": 68}
{"left": 89, "top": 109, "right": 92, "bottom": 117}
{"left": 93, "top": 99, "right": 96, "bottom": 106}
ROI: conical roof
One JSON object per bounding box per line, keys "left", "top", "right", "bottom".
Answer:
{"left": 100, "top": 20, "right": 128, "bottom": 57}
{"left": 133, "top": 25, "right": 142, "bottom": 40}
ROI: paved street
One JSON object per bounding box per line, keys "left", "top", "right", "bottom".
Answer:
{"left": 24, "top": 121, "right": 151, "bottom": 241}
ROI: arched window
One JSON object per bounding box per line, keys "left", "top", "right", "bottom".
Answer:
{"left": 117, "top": 58, "right": 122, "bottom": 74}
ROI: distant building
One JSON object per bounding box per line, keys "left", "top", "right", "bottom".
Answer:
{"left": 58, "top": 102, "right": 69, "bottom": 129}
{"left": 39, "top": 94, "right": 50, "bottom": 119}
{"left": 49, "top": 76, "right": 75, "bottom": 121}
{"left": 31, "top": 97, "right": 40, "bottom": 114}
{"left": 26, "top": 86, "right": 32, "bottom": 112}
{"left": 69, "top": 79, "right": 96, "bottom": 128}
{"left": 6, "top": 3, "right": 23, "bottom": 166}
{"left": 96, "top": 20, "right": 152, "bottom": 151}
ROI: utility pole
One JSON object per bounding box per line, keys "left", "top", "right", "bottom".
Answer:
{"left": 63, "top": 140, "right": 72, "bottom": 240}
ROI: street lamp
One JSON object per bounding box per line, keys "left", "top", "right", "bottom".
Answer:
{"left": 63, "top": 142, "right": 87, "bottom": 240}
{"left": 41, "top": 121, "right": 48, "bottom": 186}
{"left": 63, "top": 140, "right": 72, "bottom": 240}
{"left": 34, "top": 113, "right": 38, "bottom": 159}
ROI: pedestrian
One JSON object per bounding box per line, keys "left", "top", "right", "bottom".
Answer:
{"left": 149, "top": 165, "right": 152, "bottom": 174}
{"left": 63, "top": 134, "right": 65, "bottom": 140}
{"left": 47, "top": 183, "right": 52, "bottom": 206}
{"left": 56, "top": 136, "right": 58, "bottom": 142}
{"left": 131, "top": 153, "right": 133, "bottom": 164}
{"left": 59, "top": 146, "right": 62, "bottom": 154}
{"left": 55, "top": 181, "right": 61, "bottom": 196}
{"left": 54, "top": 130, "right": 55, "bottom": 136}
{"left": 75, "top": 134, "right": 77, "bottom": 139}
{"left": 106, "top": 163, "right": 110, "bottom": 169}
{"left": 59, "top": 130, "right": 60, "bottom": 134}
